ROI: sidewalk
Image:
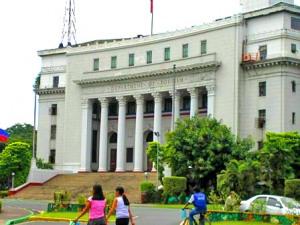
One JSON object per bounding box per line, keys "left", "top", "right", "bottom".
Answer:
{"left": 0, "top": 206, "right": 30, "bottom": 224}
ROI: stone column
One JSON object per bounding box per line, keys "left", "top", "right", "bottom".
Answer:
{"left": 207, "top": 85, "right": 216, "bottom": 117}
{"left": 80, "top": 99, "right": 92, "bottom": 172}
{"left": 116, "top": 96, "right": 127, "bottom": 172}
{"left": 170, "top": 90, "right": 181, "bottom": 130}
{"left": 98, "top": 97, "right": 109, "bottom": 172}
{"left": 133, "top": 94, "right": 144, "bottom": 172}
{"left": 188, "top": 88, "right": 199, "bottom": 118}
{"left": 152, "top": 93, "right": 162, "bottom": 143}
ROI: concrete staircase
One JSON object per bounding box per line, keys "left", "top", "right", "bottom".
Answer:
{"left": 12, "top": 173, "right": 157, "bottom": 203}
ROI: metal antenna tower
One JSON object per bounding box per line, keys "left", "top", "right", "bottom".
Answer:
{"left": 59, "top": 0, "right": 77, "bottom": 48}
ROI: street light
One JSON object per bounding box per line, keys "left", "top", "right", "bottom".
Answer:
{"left": 153, "top": 131, "right": 160, "bottom": 190}
{"left": 11, "top": 172, "right": 15, "bottom": 190}
{"left": 171, "top": 64, "right": 176, "bottom": 131}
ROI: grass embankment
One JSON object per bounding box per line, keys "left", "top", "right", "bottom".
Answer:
{"left": 30, "top": 212, "right": 115, "bottom": 222}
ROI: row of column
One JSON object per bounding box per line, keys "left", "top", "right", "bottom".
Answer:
{"left": 80, "top": 86, "right": 216, "bottom": 172}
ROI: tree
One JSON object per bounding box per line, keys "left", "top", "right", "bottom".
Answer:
{"left": 163, "top": 117, "right": 253, "bottom": 189}
{"left": 217, "top": 157, "right": 260, "bottom": 199}
{"left": 258, "top": 132, "right": 300, "bottom": 194}
{"left": 0, "top": 142, "right": 32, "bottom": 188}
{"left": 146, "top": 142, "right": 165, "bottom": 182}
{"left": 0, "top": 123, "right": 34, "bottom": 153}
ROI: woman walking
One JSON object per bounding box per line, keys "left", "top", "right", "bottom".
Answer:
{"left": 106, "top": 186, "right": 135, "bottom": 225}
{"left": 73, "top": 184, "right": 106, "bottom": 225}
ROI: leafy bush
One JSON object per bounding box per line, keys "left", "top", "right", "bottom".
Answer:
{"left": 285, "top": 179, "right": 300, "bottom": 201}
{"left": 0, "top": 191, "right": 8, "bottom": 198}
{"left": 105, "top": 192, "right": 115, "bottom": 213}
{"left": 77, "top": 194, "right": 87, "bottom": 205}
{"left": 163, "top": 176, "right": 187, "bottom": 196}
{"left": 224, "top": 191, "right": 241, "bottom": 211}
{"left": 140, "top": 181, "right": 155, "bottom": 193}
{"left": 0, "top": 142, "right": 32, "bottom": 187}
{"left": 140, "top": 181, "right": 157, "bottom": 203}
{"left": 208, "top": 190, "right": 224, "bottom": 204}
{"left": 0, "top": 200, "right": 2, "bottom": 213}
{"left": 36, "top": 158, "right": 53, "bottom": 169}
{"left": 250, "top": 199, "right": 266, "bottom": 213}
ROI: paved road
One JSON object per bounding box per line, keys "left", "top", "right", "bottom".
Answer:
{"left": 3, "top": 199, "right": 180, "bottom": 225}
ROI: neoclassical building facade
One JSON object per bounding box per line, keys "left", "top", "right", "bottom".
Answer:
{"left": 36, "top": 1, "right": 300, "bottom": 172}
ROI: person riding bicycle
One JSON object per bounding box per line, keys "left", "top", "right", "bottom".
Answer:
{"left": 182, "top": 186, "right": 207, "bottom": 225}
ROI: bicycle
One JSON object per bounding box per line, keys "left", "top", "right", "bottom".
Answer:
{"left": 180, "top": 208, "right": 212, "bottom": 225}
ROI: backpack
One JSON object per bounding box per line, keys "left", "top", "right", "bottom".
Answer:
{"left": 193, "top": 192, "right": 206, "bottom": 210}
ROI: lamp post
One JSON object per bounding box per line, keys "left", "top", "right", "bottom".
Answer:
{"left": 171, "top": 64, "right": 176, "bottom": 131}
{"left": 11, "top": 172, "right": 15, "bottom": 190}
{"left": 153, "top": 131, "right": 160, "bottom": 190}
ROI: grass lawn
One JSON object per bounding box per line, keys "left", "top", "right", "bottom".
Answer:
{"left": 30, "top": 212, "right": 115, "bottom": 222}
{"left": 213, "top": 222, "right": 271, "bottom": 225}
{"left": 139, "top": 204, "right": 223, "bottom": 211}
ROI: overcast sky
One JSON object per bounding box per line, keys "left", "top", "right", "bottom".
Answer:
{"left": 0, "top": 0, "right": 299, "bottom": 129}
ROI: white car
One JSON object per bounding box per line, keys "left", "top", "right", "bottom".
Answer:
{"left": 240, "top": 195, "right": 300, "bottom": 215}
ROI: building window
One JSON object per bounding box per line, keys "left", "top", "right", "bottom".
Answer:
{"left": 49, "top": 149, "right": 56, "bottom": 164}
{"left": 110, "top": 133, "right": 117, "bottom": 143}
{"left": 164, "top": 98, "right": 172, "bottom": 112}
{"left": 93, "top": 58, "right": 99, "bottom": 71}
{"left": 291, "top": 43, "right": 297, "bottom": 54}
{"left": 109, "top": 102, "right": 118, "bottom": 116}
{"left": 164, "top": 47, "right": 170, "bottom": 61}
{"left": 182, "top": 96, "right": 190, "bottom": 110}
{"left": 53, "top": 76, "right": 59, "bottom": 88}
{"left": 50, "top": 104, "right": 57, "bottom": 116}
{"left": 259, "top": 45, "right": 267, "bottom": 60}
{"left": 182, "top": 44, "right": 189, "bottom": 58}
{"left": 202, "top": 94, "right": 207, "bottom": 108}
{"left": 129, "top": 53, "right": 135, "bottom": 66}
{"left": 258, "top": 109, "right": 266, "bottom": 129}
{"left": 259, "top": 81, "right": 266, "bottom": 97}
{"left": 92, "top": 130, "right": 98, "bottom": 163}
{"left": 111, "top": 56, "right": 117, "bottom": 69}
{"left": 50, "top": 125, "right": 57, "bottom": 140}
{"left": 145, "top": 100, "right": 154, "bottom": 113}
{"left": 292, "top": 112, "right": 296, "bottom": 125}
{"left": 146, "top": 51, "right": 152, "bottom": 64}
{"left": 257, "top": 141, "right": 264, "bottom": 150}
{"left": 126, "top": 148, "right": 133, "bottom": 163}
{"left": 292, "top": 80, "right": 296, "bottom": 93}
{"left": 291, "top": 17, "right": 300, "bottom": 31}
{"left": 127, "top": 102, "right": 136, "bottom": 115}
{"left": 201, "top": 40, "right": 207, "bottom": 55}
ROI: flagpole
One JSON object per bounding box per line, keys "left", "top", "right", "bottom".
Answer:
{"left": 151, "top": 12, "right": 154, "bottom": 35}
{"left": 150, "top": 0, "right": 154, "bottom": 35}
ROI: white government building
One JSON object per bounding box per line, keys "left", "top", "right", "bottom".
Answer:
{"left": 36, "top": 0, "right": 300, "bottom": 173}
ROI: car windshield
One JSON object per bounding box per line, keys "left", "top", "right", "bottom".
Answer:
{"left": 281, "top": 197, "right": 300, "bottom": 209}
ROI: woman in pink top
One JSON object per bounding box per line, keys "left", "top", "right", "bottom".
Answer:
{"left": 73, "top": 184, "right": 106, "bottom": 225}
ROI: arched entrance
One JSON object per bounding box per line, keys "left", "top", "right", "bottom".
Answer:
{"left": 144, "top": 131, "right": 153, "bottom": 172}
{"left": 108, "top": 132, "right": 117, "bottom": 172}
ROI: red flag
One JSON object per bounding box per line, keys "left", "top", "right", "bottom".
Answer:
{"left": 150, "top": 0, "right": 153, "bottom": 13}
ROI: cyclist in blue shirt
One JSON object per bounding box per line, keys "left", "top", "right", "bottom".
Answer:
{"left": 183, "top": 186, "right": 207, "bottom": 225}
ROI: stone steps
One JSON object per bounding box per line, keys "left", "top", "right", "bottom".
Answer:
{"left": 12, "top": 172, "right": 157, "bottom": 203}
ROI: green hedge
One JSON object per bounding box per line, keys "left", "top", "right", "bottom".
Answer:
{"left": 0, "top": 200, "right": 2, "bottom": 213}
{"left": 0, "top": 191, "right": 8, "bottom": 198}
{"left": 140, "top": 181, "right": 155, "bottom": 192}
{"left": 285, "top": 179, "right": 300, "bottom": 201}
{"left": 163, "top": 176, "right": 186, "bottom": 196}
